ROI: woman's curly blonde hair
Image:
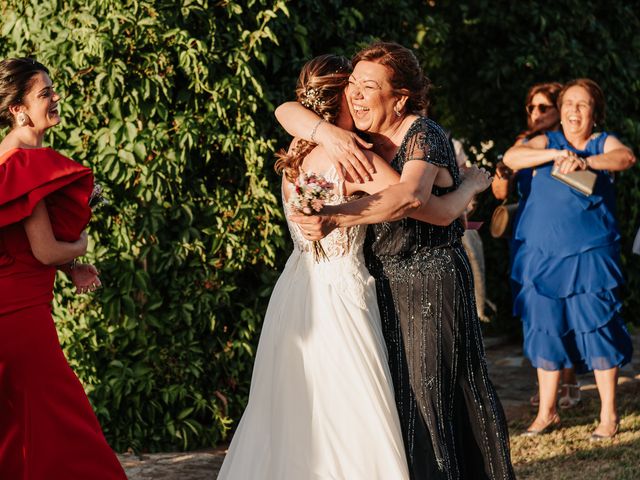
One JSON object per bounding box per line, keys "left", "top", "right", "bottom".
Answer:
{"left": 275, "top": 54, "right": 351, "bottom": 183}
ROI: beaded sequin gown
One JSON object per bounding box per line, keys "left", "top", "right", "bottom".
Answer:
{"left": 217, "top": 168, "right": 409, "bottom": 479}
{"left": 365, "top": 118, "right": 515, "bottom": 480}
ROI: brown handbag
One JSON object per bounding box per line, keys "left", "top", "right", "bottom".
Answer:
{"left": 489, "top": 202, "right": 519, "bottom": 239}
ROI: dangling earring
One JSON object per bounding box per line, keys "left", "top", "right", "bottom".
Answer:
{"left": 394, "top": 107, "right": 402, "bottom": 117}
{"left": 17, "top": 112, "right": 29, "bottom": 127}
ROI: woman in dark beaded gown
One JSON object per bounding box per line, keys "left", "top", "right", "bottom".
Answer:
{"left": 281, "top": 42, "right": 515, "bottom": 479}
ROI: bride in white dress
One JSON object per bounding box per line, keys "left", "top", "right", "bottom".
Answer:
{"left": 217, "top": 54, "right": 410, "bottom": 480}
{"left": 217, "top": 53, "right": 489, "bottom": 479}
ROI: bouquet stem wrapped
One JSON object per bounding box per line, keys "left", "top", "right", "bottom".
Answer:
{"left": 287, "top": 172, "right": 334, "bottom": 262}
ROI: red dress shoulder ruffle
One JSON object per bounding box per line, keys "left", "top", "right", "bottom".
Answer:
{"left": 0, "top": 147, "right": 93, "bottom": 241}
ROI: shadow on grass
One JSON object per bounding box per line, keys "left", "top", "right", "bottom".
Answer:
{"left": 510, "top": 381, "right": 640, "bottom": 480}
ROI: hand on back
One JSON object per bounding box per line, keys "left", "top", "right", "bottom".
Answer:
{"left": 317, "top": 122, "right": 374, "bottom": 183}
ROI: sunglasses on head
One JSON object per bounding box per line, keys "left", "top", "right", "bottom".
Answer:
{"left": 526, "top": 103, "right": 555, "bottom": 115}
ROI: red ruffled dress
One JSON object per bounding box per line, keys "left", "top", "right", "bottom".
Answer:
{"left": 0, "top": 148, "right": 126, "bottom": 479}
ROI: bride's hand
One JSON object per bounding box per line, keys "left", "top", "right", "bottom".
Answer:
{"left": 289, "top": 211, "right": 338, "bottom": 241}
{"left": 315, "top": 122, "right": 374, "bottom": 183}
{"left": 71, "top": 263, "right": 102, "bottom": 294}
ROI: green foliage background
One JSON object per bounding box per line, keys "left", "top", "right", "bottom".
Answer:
{"left": 1, "top": 0, "right": 638, "bottom": 451}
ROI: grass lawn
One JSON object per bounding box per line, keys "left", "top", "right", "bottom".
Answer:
{"left": 510, "top": 379, "right": 640, "bottom": 479}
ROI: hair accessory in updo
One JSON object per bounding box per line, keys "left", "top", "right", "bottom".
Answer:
{"left": 275, "top": 54, "right": 351, "bottom": 183}
{"left": 300, "top": 87, "right": 326, "bottom": 112}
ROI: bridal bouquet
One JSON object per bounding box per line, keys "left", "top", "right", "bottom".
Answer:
{"left": 288, "top": 172, "right": 334, "bottom": 262}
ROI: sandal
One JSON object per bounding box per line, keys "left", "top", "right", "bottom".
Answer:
{"left": 590, "top": 421, "right": 619, "bottom": 441}
{"left": 520, "top": 413, "right": 561, "bottom": 437}
{"left": 558, "top": 383, "right": 581, "bottom": 409}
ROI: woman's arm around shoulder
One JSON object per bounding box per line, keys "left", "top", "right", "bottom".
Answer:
{"left": 275, "top": 101, "right": 374, "bottom": 182}
{"left": 289, "top": 159, "right": 431, "bottom": 239}
{"left": 346, "top": 153, "right": 490, "bottom": 226}
{"left": 415, "top": 165, "right": 491, "bottom": 225}
{"left": 290, "top": 155, "right": 491, "bottom": 239}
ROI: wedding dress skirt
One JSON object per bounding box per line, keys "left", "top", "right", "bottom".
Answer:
{"left": 218, "top": 178, "right": 409, "bottom": 479}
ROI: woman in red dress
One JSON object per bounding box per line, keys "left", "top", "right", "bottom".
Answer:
{"left": 0, "top": 58, "right": 126, "bottom": 479}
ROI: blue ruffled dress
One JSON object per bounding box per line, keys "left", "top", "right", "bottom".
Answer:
{"left": 511, "top": 130, "right": 633, "bottom": 373}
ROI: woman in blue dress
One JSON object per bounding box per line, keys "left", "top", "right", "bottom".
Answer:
{"left": 494, "top": 82, "right": 582, "bottom": 408}
{"left": 504, "top": 78, "right": 635, "bottom": 439}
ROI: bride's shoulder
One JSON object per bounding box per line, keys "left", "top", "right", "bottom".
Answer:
{"left": 300, "top": 144, "right": 334, "bottom": 176}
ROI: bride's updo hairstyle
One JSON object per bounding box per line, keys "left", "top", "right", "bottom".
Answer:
{"left": 275, "top": 54, "right": 351, "bottom": 183}
{"left": 352, "top": 41, "right": 431, "bottom": 116}
{"left": 0, "top": 58, "right": 50, "bottom": 128}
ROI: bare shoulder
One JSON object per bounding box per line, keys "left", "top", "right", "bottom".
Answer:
{"left": 602, "top": 134, "right": 629, "bottom": 152}
{"left": 300, "top": 144, "right": 334, "bottom": 175}
{"left": 0, "top": 136, "right": 22, "bottom": 158}
{"left": 344, "top": 149, "right": 401, "bottom": 196}
{"left": 364, "top": 150, "right": 394, "bottom": 174}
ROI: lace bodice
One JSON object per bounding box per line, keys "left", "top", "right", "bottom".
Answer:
{"left": 283, "top": 167, "right": 366, "bottom": 261}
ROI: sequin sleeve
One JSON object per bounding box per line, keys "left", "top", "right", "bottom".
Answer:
{"left": 399, "top": 118, "right": 461, "bottom": 189}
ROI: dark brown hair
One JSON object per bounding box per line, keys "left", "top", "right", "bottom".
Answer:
{"left": 557, "top": 78, "right": 606, "bottom": 126}
{"left": 351, "top": 41, "right": 431, "bottom": 115}
{"left": 525, "top": 82, "right": 562, "bottom": 128}
{"left": 0, "top": 58, "right": 50, "bottom": 128}
{"left": 519, "top": 82, "right": 563, "bottom": 140}
{"left": 275, "top": 54, "right": 351, "bottom": 183}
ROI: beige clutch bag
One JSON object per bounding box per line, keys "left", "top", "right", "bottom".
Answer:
{"left": 551, "top": 166, "right": 597, "bottom": 196}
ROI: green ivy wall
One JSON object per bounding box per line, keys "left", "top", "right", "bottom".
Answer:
{"left": 1, "top": 0, "right": 638, "bottom": 451}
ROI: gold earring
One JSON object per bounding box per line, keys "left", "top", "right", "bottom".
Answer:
{"left": 17, "top": 112, "right": 29, "bottom": 127}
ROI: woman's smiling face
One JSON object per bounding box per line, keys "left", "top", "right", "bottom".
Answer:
{"left": 18, "top": 71, "right": 61, "bottom": 130}
{"left": 346, "top": 60, "right": 401, "bottom": 134}
{"left": 560, "top": 85, "right": 594, "bottom": 138}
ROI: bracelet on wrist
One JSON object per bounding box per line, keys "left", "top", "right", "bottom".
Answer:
{"left": 310, "top": 119, "right": 325, "bottom": 144}
{"left": 575, "top": 156, "right": 587, "bottom": 170}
